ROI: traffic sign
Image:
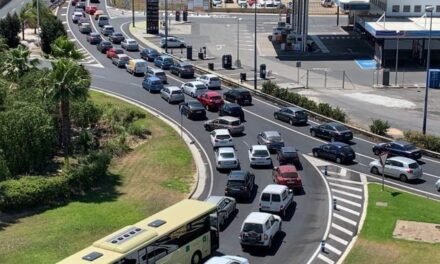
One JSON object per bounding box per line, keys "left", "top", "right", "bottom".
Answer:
{"left": 379, "top": 151, "right": 388, "bottom": 167}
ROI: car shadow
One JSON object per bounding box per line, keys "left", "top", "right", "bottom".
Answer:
{"left": 238, "top": 184, "right": 259, "bottom": 204}
{"left": 417, "top": 160, "right": 426, "bottom": 165}
{"left": 282, "top": 201, "right": 297, "bottom": 221}
{"left": 220, "top": 208, "right": 239, "bottom": 232}
{"left": 410, "top": 178, "right": 426, "bottom": 185}
{"left": 233, "top": 133, "right": 247, "bottom": 138}
{"left": 294, "top": 188, "right": 306, "bottom": 196}
{"left": 245, "top": 231, "right": 287, "bottom": 257}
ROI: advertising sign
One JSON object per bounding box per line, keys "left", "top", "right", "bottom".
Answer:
{"left": 147, "top": 0, "right": 159, "bottom": 34}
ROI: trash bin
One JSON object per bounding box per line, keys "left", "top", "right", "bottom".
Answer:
{"left": 382, "top": 68, "right": 390, "bottom": 86}
{"left": 186, "top": 46, "right": 192, "bottom": 60}
{"left": 183, "top": 10, "right": 188, "bottom": 22}
{"left": 222, "top": 54, "right": 232, "bottom": 69}
{"left": 286, "top": 14, "right": 291, "bottom": 24}
{"left": 260, "top": 64, "right": 266, "bottom": 79}
{"left": 240, "top": 72, "right": 247, "bottom": 82}
{"left": 176, "top": 11, "right": 180, "bottom": 21}
{"left": 208, "top": 63, "right": 214, "bottom": 71}
{"left": 198, "top": 52, "right": 204, "bottom": 60}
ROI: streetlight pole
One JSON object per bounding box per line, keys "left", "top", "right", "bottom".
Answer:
{"left": 254, "top": 1, "right": 257, "bottom": 90}
{"left": 422, "top": 6, "right": 434, "bottom": 135}
{"left": 165, "top": 0, "right": 168, "bottom": 53}
{"left": 132, "top": 0, "right": 135, "bottom": 27}
{"left": 235, "top": 17, "right": 242, "bottom": 68}
{"left": 394, "top": 30, "right": 400, "bottom": 86}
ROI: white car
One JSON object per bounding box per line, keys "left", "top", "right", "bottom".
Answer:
{"left": 259, "top": 184, "right": 294, "bottom": 218}
{"left": 212, "top": 0, "right": 222, "bottom": 6}
{"left": 160, "top": 36, "right": 186, "bottom": 48}
{"left": 215, "top": 147, "right": 240, "bottom": 170}
{"left": 205, "top": 255, "right": 249, "bottom": 264}
{"left": 196, "top": 74, "right": 222, "bottom": 89}
{"left": 436, "top": 179, "right": 440, "bottom": 192}
{"left": 240, "top": 212, "right": 282, "bottom": 249}
{"left": 369, "top": 156, "right": 422, "bottom": 182}
{"left": 71, "top": 11, "right": 83, "bottom": 23}
{"left": 181, "top": 81, "right": 208, "bottom": 97}
{"left": 248, "top": 145, "right": 272, "bottom": 167}
{"left": 205, "top": 196, "right": 237, "bottom": 228}
{"left": 321, "top": 0, "right": 334, "bottom": 7}
{"left": 210, "top": 129, "right": 234, "bottom": 148}
{"left": 121, "top": 38, "right": 139, "bottom": 51}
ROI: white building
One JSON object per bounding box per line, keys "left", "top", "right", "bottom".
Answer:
{"left": 370, "top": 0, "right": 440, "bottom": 17}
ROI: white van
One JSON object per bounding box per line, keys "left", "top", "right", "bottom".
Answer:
{"left": 259, "top": 184, "right": 293, "bottom": 218}
{"left": 126, "top": 59, "right": 147, "bottom": 76}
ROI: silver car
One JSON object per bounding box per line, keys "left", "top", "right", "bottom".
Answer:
{"left": 257, "top": 131, "right": 285, "bottom": 152}
{"left": 435, "top": 179, "right": 440, "bottom": 192}
{"left": 205, "top": 196, "right": 237, "bottom": 228}
{"left": 369, "top": 156, "right": 423, "bottom": 182}
{"left": 204, "top": 116, "right": 245, "bottom": 135}
{"left": 121, "top": 38, "right": 139, "bottom": 51}
{"left": 146, "top": 66, "right": 167, "bottom": 83}
{"left": 161, "top": 86, "right": 184, "bottom": 103}
{"left": 112, "top": 54, "right": 131, "bottom": 68}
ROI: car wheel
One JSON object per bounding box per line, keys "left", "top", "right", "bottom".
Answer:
{"left": 274, "top": 113, "right": 278, "bottom": 120}
{"left": 311, "top": 130, "right": 316, "bottom": 137}
{"left": 289, "top": 119, "right": 294, "bottom": 125}
{"left": 190, "top": 251, "right": 202, "bottom": 264}
{"left": 313, "top": 151, "right": 319, "bottom": 158}
{"left": 180, "top": 44, "right": 185, "bottom": 48}
{"left": 371, "top": 166, "right": 379, "bottom": 175}
{"left": 400, "top": 174, "right": 408, "bottom": 182}
{"left": 204, "top": 125, "right": 210, "bottom": 131}
{"left": 336, "top": 157, "right": 342, "bottom": 164}
{"left": 279, "top": 222, "right": 282, "bottom": 233}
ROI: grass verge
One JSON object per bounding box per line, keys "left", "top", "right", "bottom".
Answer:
{"left": 344, "top": 184, "right": 440, "bottom": 264}
{"left": 0, "top": 91, "right": 194, "bottom": 264}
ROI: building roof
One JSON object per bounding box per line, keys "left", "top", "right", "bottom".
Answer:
{"left": 364, "top": 17, "right": 440, "bottom": 39}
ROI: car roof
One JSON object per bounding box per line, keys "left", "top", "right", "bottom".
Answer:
{"left": 225, "top": 103, "right": 241, "bottom": 108}
{"left": 147, "top": 76, "right": 161, "bottom": 81}
{"left": 213, "top": 129, "right": 230, "bottom": 135}
{"left": 284, "top": 106, "right": 303, "bottom": 112}
{"left": 228, "top": 170, "right": 248, "bottom": 180}
{"left": 218, "top": 116, "right": 239, "bottom": 122}
{"left": 90, "top": 32, "right": 99, "bottom": 36}
{"left": 263, "top": 131, "right": 281, "bottom": 137}
{"left": 251, "top": 145, "right": 269, "bottom": 151}
{"left": 148, "top": 67, "right": 164, "bottom": 73}
{"left": 280, "top": 146, "right": 296, "bottom": 153}
{"left": 233, "top": 88, "right": 250, "bottom": 93}
{"left": 125, "top": 38, "right": 135, "bottom": 41}
{"left": 278, "top": 165, "right": 297, "bottom": 173}
{"left": 81, "top": 23, "right": 90, "bottom": 26}
{"left": 217, "top": 147, "right": 235, "bottom": 153}
{"left": 167, "top": 86, "right": 181, "bottom": 91}
{"left": 101, "top": 40, "right": 111, "bottom": 44}
{"left": 116, "top": 54, "right": 128, "bottom": 58}
{"left": 392, "top": 141, "right": 412, "bottom": 146}
{"left": 104, "top": 25, "right": 113, "bottom": 28}
{"left": 73, "top": 11, "right": 83, "bottom": 15}
{"left": 388, "top": 156, "right": 417, "bottom": 164}
{"left": 205, "top": 196, "right": 225, "bottom": 205}
{"left": 262, "top": 184, "right": 287, "bottom": 194}
{"left": 205, "top": 256, "right": 247, "bottom": 264}
{"left": 329, "top": 142, "right": 349, "bottom": 148}
{"left": 186, "top": 100, "right": 203, "bottom": 106}
{"left": 203, "top": 74, "right": 218, "bottom": 78}
{"left": 244, "top": 212, "right": 272, "bottom": 224}
{"left": 205, "top": 91, "right": 221, "bottom": 97}
{"left": 188, "top": 81, "right": 205, "bottom": 86}
{"left": 131, "top": 58, "right": 145, "bottom": 62}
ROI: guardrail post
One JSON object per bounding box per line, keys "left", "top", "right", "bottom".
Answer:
{"left": 324, "top": 70, "right": 327, "bottom": 89}
{"left": 342, "top": 71, "right": 345, "bottom": 89}
{"left": 306, "top": 70, "right": 309, "bottom": 89}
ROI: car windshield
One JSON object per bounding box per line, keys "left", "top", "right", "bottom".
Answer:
{"left": 403, "top": 144, "right": 417, "bottom": 151}
{"left": 220, "top": 153, "right": 235, "bottom": 159}
{"left": 227, "top": 180, "right": 244, "bottom": 187}
{"left": 128, "top": 41, "right": 136, "bottom": 44}
{"left": 183, "top": 65, "right": 193, "bottom": 69}
{"left": 282, "top": 151, "right": 296, "bottom": 157}
{"left": 196, "top": 85, "right": 206, "bottom": 90}
{"left": 334, "top": 124, "right": 348, "bottom": 131}
{"left": 115, "top": 49, "right": 124, "bottom": 54}
{"left": 282, "top": 172, "right": 298, "bottom": 178}
{"left": 171, "top": 90, "right": 182, "bottom": 94}
{"left": 216, "top": 135, "right": 231, "bottom": 140}
{"left": 408, "top": 162, "right": 419, "bottom": 169}
{"left": 230, "top": 120, "right": 240, "bottom": 126}
{"left": 253, "top": 150, "right": 269, "bottom": 157}
{"left": 240, "top": 91, "right": 251, "bottom": 97}
{"left": 243, "top": 223, "right": 263, "bottom": 233}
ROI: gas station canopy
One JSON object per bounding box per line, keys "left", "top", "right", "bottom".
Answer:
{"left": 336, "top": 0, "right": 370, "bottom": 11}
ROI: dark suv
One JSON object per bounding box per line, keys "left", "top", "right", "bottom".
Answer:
{"left": 225, "top": 170, "right": 255, "bottom": 201}
{"left": 274, "top": 107, "right": 308, "bottom": 125}
{"left": 310, "top": 122, "right": 353, "bottom": 142}
{"left": 170, "top": 62, "right": 195, "bottom": 78}
{"left": 277, "top": 146, "right": 299, "bottom": 165}
{"left": 372, "top": 141, "right": 422, "bottom": 160}
{"left": 223, "top": 88, "right": 252, "bottom": 105}
{"left": 179, "top": 101, "right": 206, "bottom": 120}
{"left": 219, "top": 103, "right": 244, "bottom": 121}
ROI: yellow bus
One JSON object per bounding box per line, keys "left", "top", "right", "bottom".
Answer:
{"left": 58, "top": 199, "right": 219, "bottom": 264}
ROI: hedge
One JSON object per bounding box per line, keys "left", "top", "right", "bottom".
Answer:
{"left": 261, "top": 81, "right": 346, "bottom": 122}
{"left": 404, "top": 130, "right": 440, "bottom": 153}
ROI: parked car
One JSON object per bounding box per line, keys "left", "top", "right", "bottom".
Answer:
{"left": 223, "top": 88, "right": 252, "bottom": 105}
{"left": 219, "top": 103, "right": 244, "bottom": 121}
{"left": 108, "top": 32, "right": 125, "bottom": 44}
{"left": 181, "top": 81, "right": 208, "bottom": 98}
{"left": 197, "top": 74, "right": 222, "bottom": 89}
{"left": 146, "top": 66, "right": 167, "bottom": 83}
{"left": 97, "top": 15, "right": 109, "bottom": 27}
{"left": 126, "top": 59, "right": 147, "bottom": 75}
{"left": 78, "top": 23, "right": 92, "bottom": 34}
{"left": 100, "top": 25, "right": 114, "bottom": 36}
{"left": 204, "top": 116, "right": 244, "bottom": 135}
{"left": 170, "top": 61, "right": 195, "bottom": 78}
{"left": 142, "top": 76, "right": 163, "bottom": 93}
{"left": 259, "top": 184, "right": 294, "bottom": 217}
{"left": 160, "top": 36, "right": 186, "bottom": 48}
{"left": 205, "top": 255, "right": 249, "bottom": 264}
{"left": 140, "top": 48, "right": 160, "bottom": 61}
{"left": 248, "top": 145, "right": 272, "bottom": 167}
{"left": 272, "top": 165, "right": 302, "bottom": 191}
{"left": 205, "top": 196, "right": 237, "bottom": 229}
{"left": 310, "top": 122, "right": 353, "bottom": 142}
{"left": 257, "top": 131, "right": 285, "bottom": 152}
{"left": 106, "top": 47, "right": 124, "bottom": 59}
{"left": 197, "top": 91, "right": 224, "bottom": 111}
{"left": 277, "top": 146, "right": 299, "bottom": 165}
{"left": 111, "top": 54, "right": 131, "bottom": 68}
{"left": 312, "top": 142, "right": 356, "bottom": 164}
{"left": 121, "top": 38, "right": 139, "bottom": 51}
{"left": 239, "top": 212, "right": 281, "bottom": 250}
{"left": 372, "top": 141, "right": 422, "bottom": 160}
{"left": 85, "top": 5, "right": 97, "bottom": 15}
{"left": 86, "top": 32, "right": 102, "bottom": 44}
{"left": 161, "top": 86, "right": 184, "bottom": 103}
{"left": 435, "top": 179, "right": 440, "bottom": 192}
{"left": 274, "top": 106, "right": 308, "bottom": 125}
{"left": 96, "top": 40, "right": 113, "bottom": 53}
{"left": 225, "top": 170, "right": 255, "bottom": 200}
{"left": 369, "top": 156, "right": 422, "bottom": 182}
{"left": 210, "top": 129, "right": 234, "bottom": 149}
{"left": 154, "top": 55, "right": 174, "bottom": 70}
{"left": 94, "top": 10, "right": 104, "bottom": 19}
{"left": 71, "top": 11, "right": 83, "bottom": 23}
{"left": 215, "top": 147, "right": 240, "bottom": 171}
{"left": 74, "top": 7, "right": 85, "bottom": 14}
{"left": 179, "top": 101, "right": 206, "bottom": 120}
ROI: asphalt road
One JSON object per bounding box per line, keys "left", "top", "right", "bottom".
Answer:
{"left": 42, "top": 0, "right": 440, "bottom": 263}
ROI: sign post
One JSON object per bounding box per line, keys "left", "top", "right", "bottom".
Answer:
{"left": 179, "top": 104, "right": 183, "bottom": 138}
{"left": 379, "top": 151, "right": 388, "bottom": 191}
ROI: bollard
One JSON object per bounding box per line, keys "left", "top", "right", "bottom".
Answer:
{"left": 333, "top": 198, "right": 337, "bottom": 210}
{"left": 321, "top": 240, "right": 326, "bottom": 253}
{"left": 324, "top": 165, "right": 328, "bottom": 176}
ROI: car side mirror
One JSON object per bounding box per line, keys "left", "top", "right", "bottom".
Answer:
{"left": 273, "top": 167, "right": 278, "bottom": 171}
{"left": 288, "top": 189, "right": 293, "bottom": 193}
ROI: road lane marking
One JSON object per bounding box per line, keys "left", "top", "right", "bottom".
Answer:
{"left": 329, "top": 182, "right": 363, "bottom": 192}
{"left": 336, "top": 204, "right": 361, "bottom": 216}
{"left": 424, "top": 172, "right": 440, "bottom": 179}
{"left": 317, "top": 253, "right": 334, "bottom": 264}
{"left": 333, "top": 213, "right": 357, "bottom": 226}
{"left": 332, "top": 223, "right": 353, "bottom": 236}
{"left": 333, "top": 195, "right": 362, "bottom": 207}
{"left": 332, "top": 189, "right": 362, "bottom": 199}
{"left": 328, "top": 233, "right": 349, "bottom": 246}
{"left": 325, "top": 243, "right": 342, "bottom": 255}
{"left": 327, "top": 177, "right": 364, "bottom": 185}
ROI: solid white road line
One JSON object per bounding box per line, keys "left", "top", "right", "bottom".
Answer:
{"left": 336, "top": 204, "right": 361, "bottom": 216}
{"left": 328, "top": 233, "right": 349, "bottom": 246}
{"left": 424, "top": 172, "right": 440, "bottom": 179}
{"left": 329, "top": 182, "right": 363, "bottom": 192}
{"left": 333, "top": 195, "right": 362, "bottom": 208}
{"left": 333, "top": 213, "right": 357, "bottom": 226}
{"left": 317, "top": 253, "right": 334, "bottom": 264}
{"left": 339, "top": 167, "right": 347, "bottom": 176}
{"left": 325, "top": 243, "right": 342, "bottom": 255}
{"left": 327, "top": 177, "right": 364, "bottom": 185}
{"left": 332, "top": 189, "right": 362, "bottom": 200}
{"left": 332, "top": 223, "right": 354, "bottom": 236}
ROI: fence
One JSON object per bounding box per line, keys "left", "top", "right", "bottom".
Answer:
{"left": 300, "top": 68, "right": 355, "bottom": 90}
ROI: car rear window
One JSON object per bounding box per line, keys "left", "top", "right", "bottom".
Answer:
{"left": 227, "top": 180, "right": 244, "bottom": 187}
{"left": 341, "top": 146, "right": 352, "bottom": 153}
{"left": 211, "top": 96, "right": 221, "bottom": 100}
{"left": 408, "top": 162, "right": 419, "bottom": 169}
{"left": 210, "top": 77, "right": 220, "bottom": 82}
{"left": 272, "top": 194, "right": 281, "bottom": 202}
{"left": 261, "top": 193, "right": 270, "bottom": 201}
{"left": 240, "top": 91, "right": 251, "bottom": 96}
{"left": 196, "top": 85, "right": 206, "bottom": 90}
{"left": 156, "top": 72, "right": 165, "bottom": 77}
{"left": 295, "top": 111, "right": 306, "bottom": 117}
{"left": 216, "top": 135, "right": 231, "bottom": 140}
{"left": 121, "top": 56, "right": 129, "bottom": 61}
{"left": 220, "top": 153, "right": 234, "bottom": 159}
{"left": 268, "top": 136, "right": 282, "bottom": 142}
{"left": 100, "top": 17, "right": 108, "bottom": 20}
{"left": 334, "top": 124, "right": 348, "bottom": 131}
{"left": 253, "top": 150, "right": 269, "bottom": 157}
{"left": 183, "top": 65, "right": 193, "bottom": 69}
{"left": 116, "top": 49, "right": 124, "bottom": 54}
{"left": 164, "top": 58, "right": 173, "bottom": 63}
{"left": 243, "top": 223, "right": 263, "bottom": 233}
{"left": 171, "top": 90, "right": 182, "bottom": 94}
{"left": 282, "top": 172, "right": 298, "bottom": 178}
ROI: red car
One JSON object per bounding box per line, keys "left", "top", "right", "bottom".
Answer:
{"left": 197, "top": 91, "right": 224, "bottom": 111}
{"left": 85, "top": 5, "right": 97, "bottom": 15}
{"left": 272, "top": 165, "right": 303, "bottom": 191}
{"left": 106, "top": 48, "right": 124, "bottom": 59}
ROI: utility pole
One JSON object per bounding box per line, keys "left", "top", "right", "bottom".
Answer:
{"left": 132, "top": 0, "right": 135, "bottom": 27}
{"left": 254, "top": 1, "right": 257, "bottom": 90}
{"left": 422, "top": 6, "right": 434, "bottom": 135}
{"left": 165, "top": 0, "right": 168, "bottom": 53}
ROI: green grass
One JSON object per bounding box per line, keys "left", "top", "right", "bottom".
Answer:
{"left": 0, "top": 91, "right": 194, "bottom": 264}
{"left": 344, "top": 184, "right": 440, "bottom": 264}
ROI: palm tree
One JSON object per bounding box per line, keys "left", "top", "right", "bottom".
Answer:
{"left": 46, "top": 58, "right": 91, "bottom": 156}
{"left": 51, "top": 36, "right": 83, "bottom": 60}
{"left": 1, "top": 45, "right": 39, "bottom": 81}
{"left": 19, "top": 2, "right": 37, "bottom": 39}
{"left": 0, "top": 38, "right": 8, "bottom": 52}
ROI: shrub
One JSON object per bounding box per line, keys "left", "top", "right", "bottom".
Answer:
{"left": 102, "top": 105, "right": 146, "bottom": 132}
{"left": 103, "top": 135, "right": 130, "bottom": 157}
{"left": 0, "top": 154, "right": 11, "bottom": 181}
{"left": 331, "top": 107, "right": 346, "bottom": 123}
{"left": 404, "top": 130, "right": 440, "bottom": 153}
{"left": 71, "top": 100, "right": 102, "bottom": 129}
{"left": 262, "top": 80, "right": 278, "bottom": 94}
{"left": 370, "top": 119, "right": 390, "bottom": 136}
{"left": 127, "top": 123, "right": 150, "bottom": 137}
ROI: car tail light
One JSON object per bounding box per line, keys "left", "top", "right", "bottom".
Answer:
{"left": 263, "top": 234, "right": 268, "bottom": 240}
{"left": 406, "top": 169, "right": 413, "bottom": 173}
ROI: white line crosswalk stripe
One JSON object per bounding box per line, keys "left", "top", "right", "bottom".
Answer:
{"left": 333, "top": 213, "right": 357, "bottom": 226}
{"left": 336, "top": 204, "right": 361, "bottom": 216}
{"left": 332, "top": 223, "right": 353, "bottom": 236}
{"left": 325, "top": 243, "right": 342, "bottom": 255}
{"left": 329, "top": 182, "right": 363, "bottom": 192}
{"left": 327, "top": 177, "right": 364, "bottom": 185}
{"left": 328, "top": 233, "right": 349, "bottom": 246}
{"left": 318, "top": 253, "right": 335, "bottom": 264}
{"left": 333, "top": 195, "right": 362, "bottom": 207}
{"left": 332, "top": 189, "right": 362, "bottom": 199}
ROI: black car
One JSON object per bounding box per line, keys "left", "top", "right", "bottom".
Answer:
{"left": 219, "top": 103, "right": 244, "bottom": 121}
{"left": 223, "top": 88, "right": 252, "bottom": 105}
{"left": 372, "top": 141, "right": 422, "bottom": 160}
{"left": 140, "top": 48, "right": 160, "bottom": 61}
{"left": 87, "top": 32, "right": 102, "bottom": 44}
{"left": 109, "top": 32, "right": 125, "bottom": 44}
{"left": 76, "top": 2, "right": 86, "bottom": 10}
{"left": 274, "top": 106, "right": 308, "bottom": 125}
{"left": 170, "top": 62, "right": 195, "bottom": 78}
{"left": 277, "top": 146, "right": 299, "bottom": 165}
{"left": 310, "top": 122, "right": 353, "bottom": 142}
{"left": 97, "top": 41, "right": 113, "bottom": 53}
{"left": 312, "top": 142, "right": 356, "bottom": 164}
{"left": 179, "top": 101, "right": 206, "bottom": 120}
{"left": 225, "top": 170, "right": 255, "bottom": 200}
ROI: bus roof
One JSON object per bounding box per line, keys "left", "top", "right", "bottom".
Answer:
{"left": 57, "top": 199, "right": 216, "bottom": 264}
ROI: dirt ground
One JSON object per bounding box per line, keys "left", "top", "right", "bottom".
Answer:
{"left": 393, "top": 220, "right": 440, "bottom": 244}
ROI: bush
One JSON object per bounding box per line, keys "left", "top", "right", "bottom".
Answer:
{"left": 40, "top": 15, "right": 67, "bottom": 54}
{"left": 404, "top": 130, "right": 440, "bottom": 153}
{"left": 71, "top": 100, "right": 102, "bottom": 129}
{"left": 370, "top": 119, "right": 390, "bottom": 136}
{"left": 103, "top": 135, "right": 130, "bottom": 157}
{"left": 103, "top": 104, "right": 146, "bottom": 132}
{"left": 127, "top": 123, "right": 150, "bottom": 137}
{"left": 0, "top": 154, "right": 11, "bottom": 181}
{"left": 262, "top": 80, "right": 278, "bottom": 94}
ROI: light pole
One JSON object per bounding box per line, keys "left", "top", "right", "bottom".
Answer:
{"left": 254, "top": 1, "right": 257, "bottom": 90}
{"left": 394, "top": 30, "right": 400, "bottom": 86}
{"left": 422, "top": 6, "right": 434, "bottom": 135}
{"left": 132, "top": 0, "right": 135, "bottom": 27}
{"left": 235, "top": 17, "right": 242, "bottom": 68}
{"left": 165, "top": 0, "right": 168, "bottom": 53}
